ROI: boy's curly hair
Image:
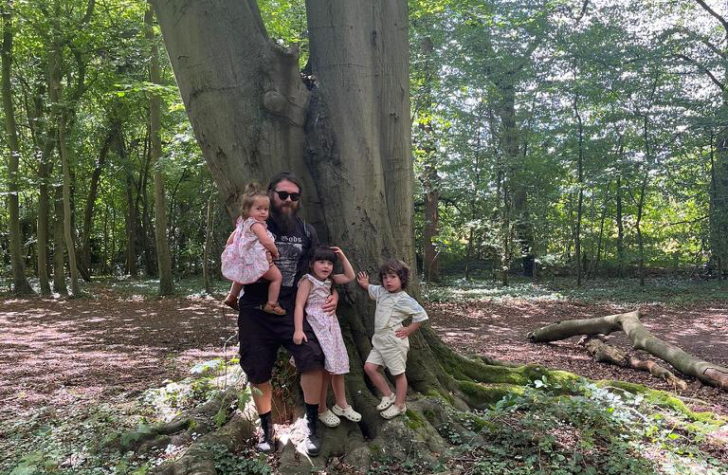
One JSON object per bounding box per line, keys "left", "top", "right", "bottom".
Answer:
{"left": 378, "top": 259, "right": 410, "bottom": 290}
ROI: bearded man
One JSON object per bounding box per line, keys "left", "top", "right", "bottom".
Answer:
{"left": 237, "top": 171, "right": 336, "bottom": 456}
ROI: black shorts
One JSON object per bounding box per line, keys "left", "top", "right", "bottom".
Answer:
{"left": 237, "top": 306, "right": 324, "bottom": 384}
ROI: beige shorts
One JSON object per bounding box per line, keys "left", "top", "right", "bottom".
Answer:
{"left": 366, "top": 332, "right": 409, "bottom": 376}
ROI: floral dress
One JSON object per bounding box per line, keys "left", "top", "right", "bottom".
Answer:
{"left": 221, "top": 217, "right": 272, "bottom": 285}
{"left": 300, "top": 274, "right": 349, "bottom": 374}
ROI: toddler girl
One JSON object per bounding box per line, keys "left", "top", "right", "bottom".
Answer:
{"left": 221, "top": 182, "right": 285, "bottom": 315}
{"left": 356, "top": 259, "right": 428, "bottom": 419}
{"left": 293, "top": 246, "right": 361, "bottom": 427}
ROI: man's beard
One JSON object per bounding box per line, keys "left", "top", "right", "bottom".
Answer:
{"left": 270, "top": 202, "right": 298, "bottom": 234}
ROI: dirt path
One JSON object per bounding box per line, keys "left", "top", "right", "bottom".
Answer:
{"left": 1, "top": 294, "right": 726, "bottom": 422}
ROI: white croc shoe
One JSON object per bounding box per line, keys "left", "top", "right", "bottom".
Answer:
{"left": 376, "top": 394, "right": 396, "bottom": 411}
{"left": 332, "top": 404, "right": 362, "bottom": 422}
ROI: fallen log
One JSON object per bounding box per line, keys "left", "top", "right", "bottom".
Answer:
{"left": 528, "top": 310, "right": 728, "bottom": 391}
{"left": 582, "top": 337, "right": 688, "bottom": 390}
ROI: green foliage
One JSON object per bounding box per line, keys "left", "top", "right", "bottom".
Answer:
{"left": 205, "top": 443, "right": 272, "bottom": 475}
{"left": 465, "top": 377, "right": 728, "bottom": 475}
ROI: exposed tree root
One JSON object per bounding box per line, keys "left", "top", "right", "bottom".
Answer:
{"left": 108, "top": 387, "right": 240, "bottom": 454}
{"left": 528, "top": 310, "right": 728, "bottom": 391}
{"left": 582, "top": 337, "right": 688, "bottom": 390}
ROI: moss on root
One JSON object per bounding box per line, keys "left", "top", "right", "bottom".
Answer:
{"left": 458, "top": 381, "right": 524, "bottom": 407}
{"left": 598, "top": 380, "right": 723, "bottom": 424}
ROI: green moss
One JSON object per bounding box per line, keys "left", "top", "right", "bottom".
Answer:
{"left": 405, "top": 409, "right": 426, "bottom": 430}
{"left": 368, "top": 443, "right": 381, "bottom": 454}
{"left": 598, "top": 380, "right": 722, "bottom": 424}
{"left": 458, "top": 381, "right": 524, "bottom": 406}
{"left": 424, "top": 389, "right": 455, "bottom": 405}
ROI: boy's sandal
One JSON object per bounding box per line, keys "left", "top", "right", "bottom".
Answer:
{"left": 376, "top": 394, "right": 396, "bottom": 411}
{"left": 332, "top": 404, "right": 362, "bottom": 422}
{"left": 380, "top": 404, "right": 406, "bottom": 420}
{"left": 318, "top": 409, "right": 341, "bottom": 428}
{"left": 262, "top": 302, "right": 286, "bottom": 315}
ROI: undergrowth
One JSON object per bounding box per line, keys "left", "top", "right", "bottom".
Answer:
{"left": 422, "top": 276, "right": 728, "bottom": 305}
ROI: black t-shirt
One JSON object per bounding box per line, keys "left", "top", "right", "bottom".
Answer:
{"left": 239, "top": 216, "right": 319, "bottom": 311}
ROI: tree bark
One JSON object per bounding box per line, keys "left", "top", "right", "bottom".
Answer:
{"left": 1, "top": 0, "right": 34, "bottom": 294}
{"left": 582, "top": 337, "right": 687, "bottom": 390}
{"left": 146, "top": 2, "right": 174, "bottom": 295}
{"left": 616, "top": 175, "right": 624, "bottom": 277}
{"left": 151, "top": 1, "right": 566, "bottom": 470}
{"left": 573, "top": 95, "right": 584, "bottom": 286}
{"left": 52, "top": 184, "right": 67, "bottom": 294}
{"left": 80, "top": 127, "right": 115, "bottom": 277}
{"left": 202, "top": 191, "right": 214, "bottom": 294}
{"left": 528, "top": 310, "right": 728, "bottom": 391}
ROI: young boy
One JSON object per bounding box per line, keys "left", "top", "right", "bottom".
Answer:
{"left": 356, "top": 259, "right": 428, "bottom": 419}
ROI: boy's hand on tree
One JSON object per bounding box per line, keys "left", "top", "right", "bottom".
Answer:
{"left": 293, "top": 330, "right": 307, "bottom": 345}
{"left": 356, "top": 271, "right": 369, "bottom": 288}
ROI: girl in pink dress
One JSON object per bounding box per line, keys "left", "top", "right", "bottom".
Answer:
{"left": 293, "top": 246, "right": 361, "bottom": 427}
{"left": 221, "top": 183, "right": 285, "bottom": 315}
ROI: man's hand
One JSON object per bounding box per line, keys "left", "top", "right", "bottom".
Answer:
{"left": 395, "top": 327, "right": 412, "bottom": 339}
{"left": 293, "top": 330, "right": 307, "bottom": 345}
{"left": 321, "top": 291, "right": 339, "bottom": 315}
{"left": 356, "top": 271, "right": 370, "bottom": 289}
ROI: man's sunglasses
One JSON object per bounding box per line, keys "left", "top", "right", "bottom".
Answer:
{"left": 274, "top": 190, "right": 300, "bottom": 202}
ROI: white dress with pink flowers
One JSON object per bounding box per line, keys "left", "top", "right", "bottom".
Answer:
{"left": 300, "top": 274, "right": 349, "bottom": 374}
{"left": 221, "top": 217, "right": 272, "bottom": 285}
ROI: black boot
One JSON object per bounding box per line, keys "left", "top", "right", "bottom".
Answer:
{"left": 257, "top": 411, "right": 275, "bottom": 453}
{"left": 304, "top": 403, "right": 322, "bottom": 456}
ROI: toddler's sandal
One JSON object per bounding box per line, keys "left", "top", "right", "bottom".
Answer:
{"left": 318, "top": 409, "right": 341, "bottom": 428}
{"left": 376, "top": 394, "right": 396, "bottom": 411}
{"left": 380, "top": 404, "right": 406, "bottom": 420}
{"left": 262, "top": 302, "right": 286, "bottom": 315}
{"left": 332, "top": 404, "right": 361, "bottom": 422}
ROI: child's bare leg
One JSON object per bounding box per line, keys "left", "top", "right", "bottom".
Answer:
{"left": 393, "top": 373, "right": 407, "bottom": 408}
{"left": 331, "top": 374, "right": 350, "bottom": 409}
{"left": 263, "top": 265, "right": 282, "bottom": 305}
{"left": 364, "top": 363, "right": 392, "bottom": 397}
{"left": 223, "top": 282, "right": 242, "bottom": 309}
{"left": 318, "top": 371, "right": 331, "bottom": 413}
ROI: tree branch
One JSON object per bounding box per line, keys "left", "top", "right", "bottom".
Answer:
{"left": 694, "top": 0, "right": 728, "bottom": 36}
{"left": 674, "top": 53, "right": 726, "bottom": 91}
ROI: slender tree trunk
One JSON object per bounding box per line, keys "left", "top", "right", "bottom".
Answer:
{"left": 116, "top": 131, "right": 138, "bottom": 277}
{"left": 52, "top": 184, "right": 67, "bottom": 294}
{"left": 37, "top": 137, "right": 55, "bottom": 294}
{"left": 1, "top": 1, "right": 33, "bottom": 294}
{"left": 202, "top": 191, "right": 214, "bottom": 294}
{"left": 80, "top": 128, "right": 114, "bottom": 277}
{"left": 146, "top": 2, "right": 174, "bottom": 295}
{"left": 588, "top": 184, "right": 609, "bottom": 280}
{"left": 616, "top": 175, "right": 624, "bottom": 277}
{"left": 573, "top": 96, "right": 584, "bottom": 286}
{"left": 58, "top": 110, "right": 80, "bottom": 294}
{"left": 635, "top": 173, "right": 648, "bottom": 287}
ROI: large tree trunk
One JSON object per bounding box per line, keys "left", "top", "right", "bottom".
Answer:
{"left": 1, "top": 1, "right": 34, "bottom": 294}
{"left": 152, "top": 0, "right": 560, "bottom": 471}
{"left": 146, "top": 2, "right": 174, "bottom": 295}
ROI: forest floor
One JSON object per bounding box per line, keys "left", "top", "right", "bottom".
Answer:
{"left": 1, "top": 276, "right": 727, "bottom": 473}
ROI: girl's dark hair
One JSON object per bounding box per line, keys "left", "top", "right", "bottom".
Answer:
{"left": 379, "top": 259, "right": 410, "bottom": 290}
{"left": 310, "top": 245, "right": 338, "bottom": 265}
{"left": 240, "top": 182, "right": 269, "bottom": 219}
